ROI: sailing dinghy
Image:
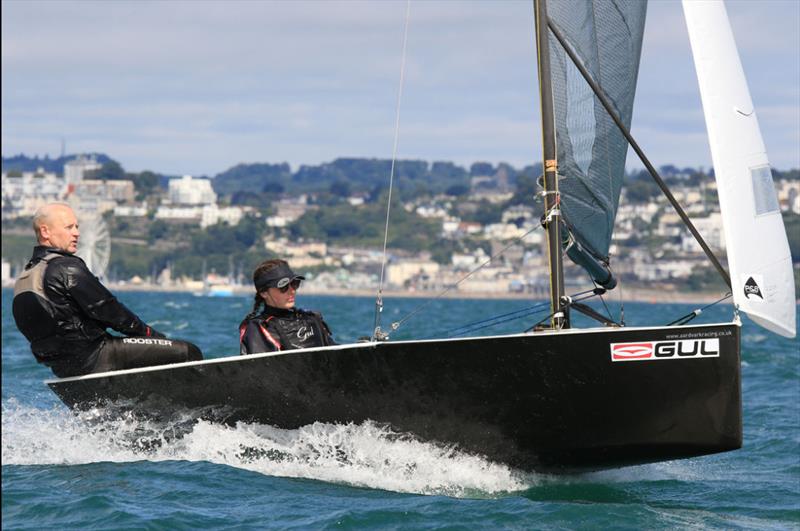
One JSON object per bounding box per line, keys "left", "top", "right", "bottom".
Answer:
{"left": 46, "top": 0, "right": 796, "bottom": 473}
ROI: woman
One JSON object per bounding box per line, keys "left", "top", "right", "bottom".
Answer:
{"left": 239, "top": 259, "right": 335, "bottom": 354}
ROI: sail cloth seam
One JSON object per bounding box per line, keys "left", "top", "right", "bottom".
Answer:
{"left": 373, "top": 0, "right": 411, "bottom": 340}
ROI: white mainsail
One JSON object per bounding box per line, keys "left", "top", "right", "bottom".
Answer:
{"left": 683, "top": 0, "right": 796, "bottom": 338}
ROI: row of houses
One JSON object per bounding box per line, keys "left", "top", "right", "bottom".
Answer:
{"left": 3, "top": 155, "right": 798, "bottom": 291}
{"left": 1, "top": 157, "right": 245, "bottom": 228}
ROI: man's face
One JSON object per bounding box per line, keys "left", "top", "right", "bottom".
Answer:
{"left": 40, "top": 206, "right": 80, "bottom": 254}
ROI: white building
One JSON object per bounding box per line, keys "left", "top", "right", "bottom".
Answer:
{"left": 63, "top": 154, "right": 102, "bottom": 185}
{"left": 484, "top": 223, "right": 527, "bottom": 241}
{"left": 153, "top": 203, "right": 244, "bottom": 227}
{"left": 347, "top": 196, "right": 365, "bottom": 206}
{"left": 68, "top": 195, "right": 117, "bottom": 216}
{"left": 64, "top": 178, "right": 136, "bottom": 215}
{"left": 167, "top": 175, "right": 217, "bottom": 205}
{"left": 415, "top": 203, "right": 449, "bottom": 218}
{"left": 114, "top": 202, "right": 148, "bottom": 217}
{"left": 441, "top": 217, "right": 461, "bottom": 237}
{"left": 1, "top": 168, "right": 67, "bottom": 218}
{"left": 200, "top": 204, "right": 243, "bottom": 228}
{"left": 635, "top": 260, "right": 695, "bottom": 281}
{"left": 386, "top": 259, "right": 440, "bottom": 288}
{"left": 451, "top": 248, "right": 489, "bottom": 270}
{"left": 681, "top": 212, "right": 726, "bottom": 253}
{"left": 501, "top": 204, "right": 536, "bottom": 224}
{"left": 274, "top": 197, "right": 310, "bottom": 222}
{"left": 616, "top": 202, "right": 659, "bottom": 225}
{"left": 777, "top": 180, "right": 800, "bottom": 214}
{"left": 155, "top": 205, "right": 203, "bottom": 221}
{"left": 75, "top": 179, "right": 135, "bottom": 203}
{"left": 266, "top": 215, "right": 288, "bottom": 228}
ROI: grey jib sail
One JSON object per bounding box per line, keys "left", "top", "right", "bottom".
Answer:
{"left": 547, "top": 0, "right": 647, "bottom": 285}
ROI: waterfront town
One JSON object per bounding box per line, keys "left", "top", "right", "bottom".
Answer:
{"left": 2, "top": 154, "right": 799, "bottom": 299}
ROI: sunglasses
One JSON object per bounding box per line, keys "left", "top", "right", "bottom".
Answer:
{"left": 277, "top": 279, "right": 302, "bottom": 293}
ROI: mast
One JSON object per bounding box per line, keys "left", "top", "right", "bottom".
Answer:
{"left": 534, "top": 0, "right": 568, "bottom": 329}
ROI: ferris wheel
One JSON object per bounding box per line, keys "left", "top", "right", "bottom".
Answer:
{"left": 76, "top": 211, "right": 111, "bottom": 279}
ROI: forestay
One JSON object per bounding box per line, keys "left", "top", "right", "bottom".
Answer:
{"left": 547, "top": 0, "right": 647, "bottom": 272}
{"left": 683, "top": 0, "right": 796, "bottom": 338}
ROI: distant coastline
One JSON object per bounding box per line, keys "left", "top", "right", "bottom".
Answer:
{"left": 0, "top": 278, "right": 731, "bottom": 304}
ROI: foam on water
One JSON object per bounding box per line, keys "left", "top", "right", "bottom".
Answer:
{"left": 163, "top": 301, "right": 190, "bottom": 310}
{"left": 1, "top": 400, "right": 531, "bottom": 497}
{"left": 576, "top": 457, "right": 707, "bottom": 483}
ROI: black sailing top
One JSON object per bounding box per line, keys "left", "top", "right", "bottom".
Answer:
{"left": 239, "top": 306, "right": 335, "bottom": 354}
{"left": 12, "top": 246, "right": 163, "bottom": 375}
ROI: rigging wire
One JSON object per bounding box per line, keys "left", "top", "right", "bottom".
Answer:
{"left": 525, "top": 287, "right": 609, "bottom": 331}
{"left": 387, "top": 224, "right": 545, "bottom": 336}
{"left": 591, "top": 277, "right": 615, "bottom": 324}
{"left": 616, "top": 263, "right": 625, "bottom": 326}
{"left": 426, "top": 286, "right": 604, "bottom": 340}
{"left": 666, "top": 292, "right": 732, "bottom": 326}
{"left": 585, "top": 262, "right": 618, "bottom": 326}
{"left": 424, "top": 301, "right": 552, "bottom": 339}
{"left": 373, "top": 0, "right": 412, "bottom": 340}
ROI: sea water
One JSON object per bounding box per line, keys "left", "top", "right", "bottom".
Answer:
{"left": 2, "top": 289, "right": 798, "bottom": 529}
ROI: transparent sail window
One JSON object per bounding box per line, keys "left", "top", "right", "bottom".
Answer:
{"left": 751, "top": 165, "right": 779, "bottom": 216}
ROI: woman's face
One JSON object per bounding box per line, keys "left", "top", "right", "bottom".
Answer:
{"left": 260, "top": 283, "right": 297, "bottom": 309}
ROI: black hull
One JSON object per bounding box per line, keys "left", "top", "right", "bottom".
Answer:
{"left": 47, "top": 323, "right": 742, "bottom": 473}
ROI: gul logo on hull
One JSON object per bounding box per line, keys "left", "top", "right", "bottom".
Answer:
{"left": 610, "top": 338, "right": 720, "bottom": 362}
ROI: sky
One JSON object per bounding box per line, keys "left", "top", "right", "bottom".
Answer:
{"left": 2, "top": 0, "right": 799, "bottom": 177}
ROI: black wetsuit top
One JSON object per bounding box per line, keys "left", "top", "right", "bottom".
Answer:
{"left": 12, "top": 246, "right": 164, "bottom": 376}
{"left": 239, "top": 306, "right": 335, "bottom": 354}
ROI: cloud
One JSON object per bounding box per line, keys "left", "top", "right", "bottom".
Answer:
{"left": 2, "top": 0, "right": 798, "bottom": 174}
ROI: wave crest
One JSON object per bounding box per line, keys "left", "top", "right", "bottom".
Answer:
{"left": 2, "top": 400, "right": 531, "bottom": 497}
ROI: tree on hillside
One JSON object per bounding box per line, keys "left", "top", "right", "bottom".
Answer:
{"left": 445, "top": 184, "right": 469, "bottom": 197}
{"left": 431, "top": 161, "right": 468, "bottom": 180}
{"left": 508, "top": 174, "right": 539, "bottom": 205}
{"left": 147, "top": 220, "right": 169, "bottom": 244}
{"left": 213, "top": 162, "right": 291, "bottom": 196}
{"left": 130, "top": 170, "right": 162, "bottom": 199}
{"left": 88, "top": 161, "right": 125, "bottom": 181}
{"left": 784, "top": 212, "right": 800, "bottom": 262}
{"left": 625, "top": 179, "right": 661, "bottom": 204}
{"left": 470, "top": 162, "right": 494, "bottom": 176}
{"left": 288, "top": 192, "right": 440, "bottom": 252}
{"left": 330, "top": 179, "right": 351, "bottom": 198}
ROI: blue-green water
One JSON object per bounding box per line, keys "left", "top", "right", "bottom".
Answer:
{"left": 3, "top": 289, "right": 799, "bottom": 529}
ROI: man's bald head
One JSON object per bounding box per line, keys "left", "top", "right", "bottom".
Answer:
{"left": 33, "top": 203, "right": 80, "bottom": 253}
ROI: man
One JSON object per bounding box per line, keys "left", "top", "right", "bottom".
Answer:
{"left": 12, "top": 202, "right": 202, "bottom": 378}
{"left": 239, "top": 258, "right": 335, "bottom": 354}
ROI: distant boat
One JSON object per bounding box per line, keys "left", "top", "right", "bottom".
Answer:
{"left": 196, "top": 283, "right": 236, "bottom": 298}
{"left": 194, "top": 259, "right": 238, "bottom": 297}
